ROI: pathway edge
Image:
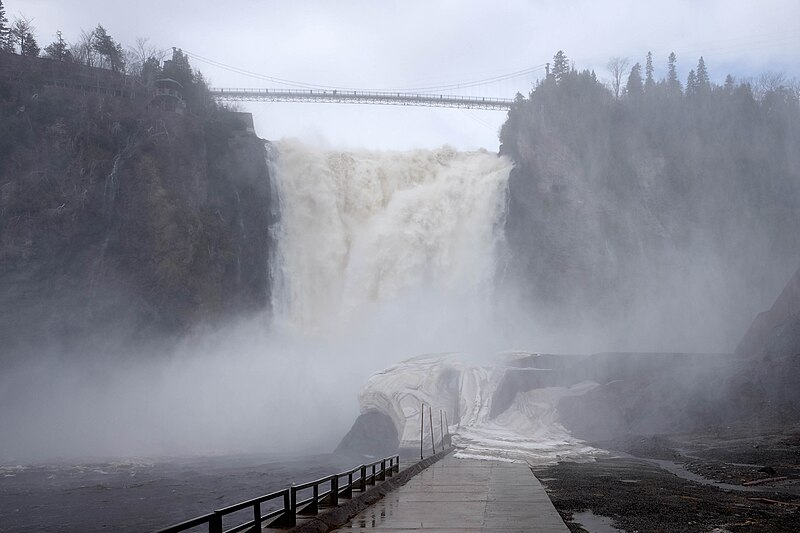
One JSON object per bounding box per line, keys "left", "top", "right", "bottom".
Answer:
{"left": 282, "top": 447, "right": 454, "bottom": 533}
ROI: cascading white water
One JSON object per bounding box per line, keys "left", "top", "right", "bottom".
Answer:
{"left": 269, "top": 139, "right": 512, "bottom": 332}
{"left": 267, "top": 140, "right": 601, "bottom": 464}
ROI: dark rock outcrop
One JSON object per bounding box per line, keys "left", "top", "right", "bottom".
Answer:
{"left": 736, "top": 267, "right": 800, "bottom": 361}
{"left": 734, "top": 268, "right": 800, "bottom": 416}
{"left": 552, "top": 268, "right": 800, "bottom": 441}
{"left": 335, "top": 410, "right": 399, "bottom": 459}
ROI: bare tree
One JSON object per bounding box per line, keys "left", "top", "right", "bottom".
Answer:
{"left": 753, "top": 71, "right": 787, "bottom": 100}
{"left": 126, "top": 37, "right": 166, "bottom": 77}
{"left": 607, "top": 56, "right": 629, "bottom": 100}
{"left": 72, "top": 29, "right": 97, "bottom": 67}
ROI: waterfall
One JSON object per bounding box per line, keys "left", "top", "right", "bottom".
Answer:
{"left": 268, "top": 139, "right": 512, "bottom": 333}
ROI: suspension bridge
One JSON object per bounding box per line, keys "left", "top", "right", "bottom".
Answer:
{"left": 183, "top": 50, "right": 545, "bottom": 112}
{"left": 209, "top": 88, "right": 514, "bottom": 110}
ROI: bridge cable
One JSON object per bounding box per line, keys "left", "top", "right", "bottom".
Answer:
{"left": 182, "top": 49, "right": 546, "bottom": 93}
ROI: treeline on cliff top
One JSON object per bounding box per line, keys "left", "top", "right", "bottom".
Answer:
{"left": 0, "top": 1, "right": 236, "bottom": 184}
{"left": 500, "top": 50, "right": 800, "bottom": 348}
{"left": 0, "top": 0, "right": 217, "bottom": 114}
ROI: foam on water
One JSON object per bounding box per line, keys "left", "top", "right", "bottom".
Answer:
{"left": 269, "top": 140, "right": 511, "bottom": 332}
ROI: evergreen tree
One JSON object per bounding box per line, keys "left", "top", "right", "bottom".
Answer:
{"left": 625, "top": 62, "right": 643, "bottom": 98}
{"left": 0, "top": 0, "right": 12, "bottom": 52}
{"left": 686, "top": 69, "right": 698, "bottom": 96}
{"left": 724, "top": 74, "right": 735, "bottom": 93}
{"left": 162, "top": 47, "right": 194, "bottom": 88}
{"left": 696, "top": 56, "right": 710, "bottom": 93}
{"left": 667, "top": 52, "right": 681, "bottom": 94}
{"left": 92, "top": 25, "right": 124, "bottom": 72}
{"left": 140, "top": 56, "right": 161, "bottom": 87}
{"left": 44, "top": 30, "right": 72, "bottom": 61}
{"left": 11, "top": 16, "right": 39, "bottom": 57}
{"left": 552, "top": 50, "right": 569, "bottom": 84}
{"left": 20, "top": 32, "right": 39, "bottom": 56}
{"left": 645, "top": 51, "right": 655, "bottom": 92}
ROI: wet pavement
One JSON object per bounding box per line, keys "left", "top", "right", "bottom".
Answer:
{"left": 338, "top": 455, "right": 569, "bottom": 532}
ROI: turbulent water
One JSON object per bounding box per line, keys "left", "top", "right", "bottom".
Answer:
{"left": 269, "top": 140, "right": 512, "bottom": 332}
{"left": 268, "top": 141, "right": 601, "bottom": 464}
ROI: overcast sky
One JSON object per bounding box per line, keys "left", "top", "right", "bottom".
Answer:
{"left": 12, "top": 0, "right": 800, "bottom": 150}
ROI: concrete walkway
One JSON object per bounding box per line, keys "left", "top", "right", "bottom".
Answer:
{"left": 337, "top": 455, "right": 570, "bottom": 532}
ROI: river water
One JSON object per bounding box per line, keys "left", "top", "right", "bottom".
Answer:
{"left": 0, "top": 453, "right": 353, "bottom": 532}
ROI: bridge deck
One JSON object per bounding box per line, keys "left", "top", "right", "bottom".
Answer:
{"left": 337, "top": 455, "right": 569, "bottom": 532}
{"left": 210, "top": 88, "right": 513, "bottom": 110}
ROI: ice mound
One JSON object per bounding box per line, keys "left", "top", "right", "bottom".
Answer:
{"left": 358, "top": 352, "right": 607, "bottom": 464}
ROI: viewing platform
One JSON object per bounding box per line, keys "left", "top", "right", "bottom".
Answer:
{"left": 339, "top": 454, "right": 569, "bottom": 532}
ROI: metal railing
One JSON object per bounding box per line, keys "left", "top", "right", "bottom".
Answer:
{"left": 209, "top": 87, "right": 513, "bottom": 110}
{"left": 420, "top": 404, "right": 452, "bottom": 460}
{"left": 154, "top": 455, "right": 400, "bottom": 533}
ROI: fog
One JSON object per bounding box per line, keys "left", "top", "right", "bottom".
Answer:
{"left": 2, "top": 82, "right": 798, "bottom": 463}
{"left": 0, "top": 286, "right": 545, "bottom": 463}
{"left": 0, "top": 141, "right": 524, "bottom": 463}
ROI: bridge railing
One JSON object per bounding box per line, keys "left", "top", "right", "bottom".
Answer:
{"left": 153, "top": 455, "right": 400, "bottom": 533}
{"left": 209, "top": 87, "right": 513, "bottom": 109}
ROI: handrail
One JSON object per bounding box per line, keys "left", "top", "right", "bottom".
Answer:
{"left": 208, "top": 87, "right": 513, "bottom": 110}
{"left": 153, "top": 454, "right": 401, "bottom": 533}
{"left": 155, "top": 403, "right": 453, "bottom": 533}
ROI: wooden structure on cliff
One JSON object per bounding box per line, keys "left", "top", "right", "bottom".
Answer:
{"left": 0, "top": 52, "right": 149, "bottom": 100}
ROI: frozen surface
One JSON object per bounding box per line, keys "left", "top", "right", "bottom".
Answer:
{"left": 359, "top": 353, "right": 607, "bottom": 465}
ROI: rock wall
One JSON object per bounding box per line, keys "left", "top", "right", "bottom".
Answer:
{"left": 736, "top": 267, "right": 800, "bottom": 361}
{"left": 735, "top": 268, "right": 800, "bottom": 416}
{"left": 0, "top": 83, "right": 274, "bottom": 359}
{"left": 499, "top": 73, "right": 800, "bottom": 352}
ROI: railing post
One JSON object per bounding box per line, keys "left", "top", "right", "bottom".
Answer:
{"left": 360, "top": 465, "right": 367, "bottom": 491}
{"left": 444, "top": 412, "right": 449, "bottom": 436}
{"left": 342, "top": 472, "right": 353, "bottom": 499}
{"left": 209, "top": 512, "right": 222, "bottom": 533}
{"left": 440, "top": 410, "right": 444, "bottom": 450}
{"left": 429, "top": 404, "right": 436, "bottom": 455}
{"left": 253, "top": 501, "right": 261, "bottom": 529}
{"left": 420, "top": 401, "right": 424, "bottom": 460}
{"left": 289, "top": 487, "right": 297, "bottom": 526}
{"left": 330, "top": 476, "right": 339, "bottom": 506}
{"left": 378, "top": 459, "right": 386, "bottom": 481}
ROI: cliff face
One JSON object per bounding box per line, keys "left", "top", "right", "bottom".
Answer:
{"left": 0, "top": 83, "right": 274, "bottom": 357}
{"left": 734, "top": 268, "right": 800, "bottom": 415}
{"left": 736, "top": 267, "right": 800, "bottom": 362}
{"left": 500, "top": 72, "right": 800, "bottom": 351}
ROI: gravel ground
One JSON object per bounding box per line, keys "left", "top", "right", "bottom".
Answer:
{"left": 534, "top": 423, "right": 800, "bottom": 532}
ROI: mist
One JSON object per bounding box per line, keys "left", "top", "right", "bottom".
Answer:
{"left": 4, "top": 111, "right": 797, "bottom": 462}
{"left": 2, "top": 54, "right": 798, "bottom": 470}
{"left": 0, "top": 140, "right": 521, "bottom": 463}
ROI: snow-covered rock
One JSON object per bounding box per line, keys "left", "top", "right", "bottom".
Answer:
{"left": 356, "top": 352, "right": 607, "bottom": 464}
